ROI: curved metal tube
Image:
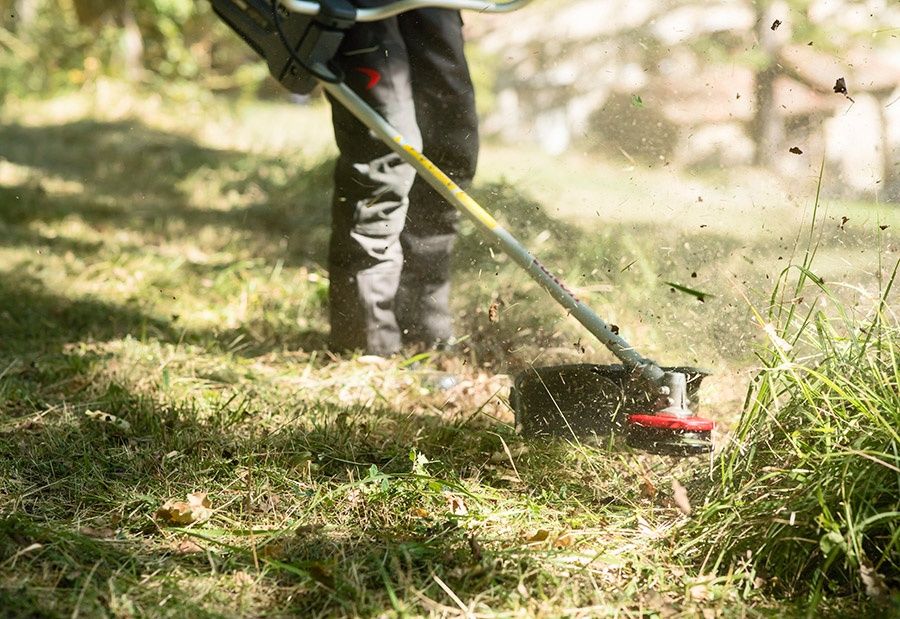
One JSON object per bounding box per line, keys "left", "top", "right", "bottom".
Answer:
{"left": 280, "top": 0, "right": 532, "bottom": 20}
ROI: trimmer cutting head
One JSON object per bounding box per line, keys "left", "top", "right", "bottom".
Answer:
{"left": 511, "top": 364, "right": 714, "bottom": 456}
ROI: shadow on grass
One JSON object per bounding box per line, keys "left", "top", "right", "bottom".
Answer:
{"left": 1, "top": 116, "right": 848, "bottom": 365}
{"left": 0, "top": 119, "right": 335, "bottom": 266}
{"left": 0, "top": 351, "right": 611, "bottom": 617}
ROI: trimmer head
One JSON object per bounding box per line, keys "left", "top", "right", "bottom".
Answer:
{"left": 511, "top": 364, "right": 714, "bottom": 456}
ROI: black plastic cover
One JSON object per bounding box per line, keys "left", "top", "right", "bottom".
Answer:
{"left": 211, "top": 0, "right": 355, "bottom": 94}
{"left": 511, "top": 364, "right": 708, "bottom": 440}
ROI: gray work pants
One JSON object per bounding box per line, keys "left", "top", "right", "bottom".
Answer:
{"left": 326, "top": 6, "right": 479, "bottom": 356}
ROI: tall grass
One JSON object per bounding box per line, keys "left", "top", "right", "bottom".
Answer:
{"left": 680, "top": 184, "right": 899, "bottom": 604}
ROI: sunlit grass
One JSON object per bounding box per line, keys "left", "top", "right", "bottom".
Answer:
{"left": 0, "top": 83, "right": 895, "bottom": 617}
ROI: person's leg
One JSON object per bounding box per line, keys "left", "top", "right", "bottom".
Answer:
{"left": 327, "top": 12, "right": 422, "bottom": 356}
{"left": 395, "top": 10, "right": 479, "bottom": 348}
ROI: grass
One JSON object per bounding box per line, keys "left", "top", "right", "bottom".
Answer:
{"left": 679, "top": 194, "right": 900, "bottom": 607}
{"left": 0, "top": 80, "right": 897, "bottom": 616}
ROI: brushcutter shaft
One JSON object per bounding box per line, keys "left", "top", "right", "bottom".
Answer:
{"left": 321, "top": 79, "right": 666, "bottom": 386}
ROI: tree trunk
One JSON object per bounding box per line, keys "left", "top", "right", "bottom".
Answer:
{"left": 751, "top": 1, "right": 787, "bottom": 167}
{"left": 119, "top": 8, "right": 144, "bottom": 81}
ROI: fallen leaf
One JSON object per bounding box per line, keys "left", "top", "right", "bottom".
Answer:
{"left": 641, "top": 478, "right": 657, "bottom": 500}
{"left": 412, "top": 507, "right": 430, "bottom": 518}
{"left": 524, "top": 529, "right": 550, "bottom": 544}
{"left": 554, "top": 532, "right": 575, "bottom": 548}
{"left": 156, "top": 492, "right": 212, "bottom": 525}
{"left": 672, "top": 479, "right": 692, "bottom": 516}
{"left": 789, "top": 146, "right": 803, "bottom": 155}
{"left": 156, "top": 501, "right": 194, "bottom": 525}
{"left": 173, "top": 538, "right": 204, "bottom": 554}
{"left": 445, "top": 494, "right": 468, "bottom": 517}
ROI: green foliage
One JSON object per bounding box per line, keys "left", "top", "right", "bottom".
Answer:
{"left": 0, "top": 0, "right": 263, "bottom": 100}
{"left": 681, "top": 184, "right": 900, "bottom": 603}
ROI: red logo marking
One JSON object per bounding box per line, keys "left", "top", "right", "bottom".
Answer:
{"left": 353, "top": 67, "right": 381, "bottom": 90}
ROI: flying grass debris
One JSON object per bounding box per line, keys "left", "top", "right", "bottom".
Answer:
{"left": 664, "top": 281, "right": 714, "bottom": 302}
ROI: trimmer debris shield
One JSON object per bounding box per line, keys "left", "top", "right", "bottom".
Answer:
{"left": 511, "top": 364, "right": 713, "bottom": 456}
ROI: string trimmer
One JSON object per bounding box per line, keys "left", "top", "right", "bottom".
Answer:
{"left": 212, "top": 0, "right": 715, "bottom": 456}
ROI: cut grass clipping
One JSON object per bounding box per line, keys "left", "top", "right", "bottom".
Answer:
{"left": 680, "top": 238, "right": 899, "bottom": 602}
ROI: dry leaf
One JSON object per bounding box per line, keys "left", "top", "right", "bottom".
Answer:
{"left": 554, "top": 532, "right": 575, "bottom": 548}
{"left": 412, "top": 507, "right": 430, "bottom": 518}
{"left": 641, "top": 478, "right": 657, "bottom": 499}
{"left": 445, "top": 494, "right": 468, "bottom": 517}
{"left": 173, "top": 538, "right": 204, "bottom": 554}
{"left": 672, "top": 479, "right": 692, "bottom": 516}
{"left": 156, "top": 492, "right": 212, "bottom": 525}
{"left": 524, "top": 529, "right": 550, "bottom": 544}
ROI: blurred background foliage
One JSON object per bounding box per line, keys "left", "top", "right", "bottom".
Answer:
{"left": 1, "top": 0, "right": 898, "bottom": 199}
{"left": 0, "top": 0, "right": 267, "bottom": 98}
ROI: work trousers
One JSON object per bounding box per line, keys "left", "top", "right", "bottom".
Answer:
{"left": 327, "top": 5, "right": 479, "bottom": 356}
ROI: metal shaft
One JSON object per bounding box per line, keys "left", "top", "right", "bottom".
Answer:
{"left": 322, "top": 79, "right": 666, "bottom": 385}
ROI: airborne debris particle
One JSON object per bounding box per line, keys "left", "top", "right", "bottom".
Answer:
{"left": 789, "top": 146, "right": 803, "bottom": 155}
{"left": 771, "top": 19, "right": 782, "bottom": 30}
{"left": 672, "top": 479, "right": 692, "bottom": 516}
{"left": 664, "top": 281, "right": 714, "bottom": 303}
{"left": 833, "top": 77, "right": 848, "bottom": 94}
{"left": 833, "top": 77, "right": 855, "bottom": 102}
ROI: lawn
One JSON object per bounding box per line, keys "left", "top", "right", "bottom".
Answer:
{"left": 0, "top": 81, "right": 896, "bottom": 617}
